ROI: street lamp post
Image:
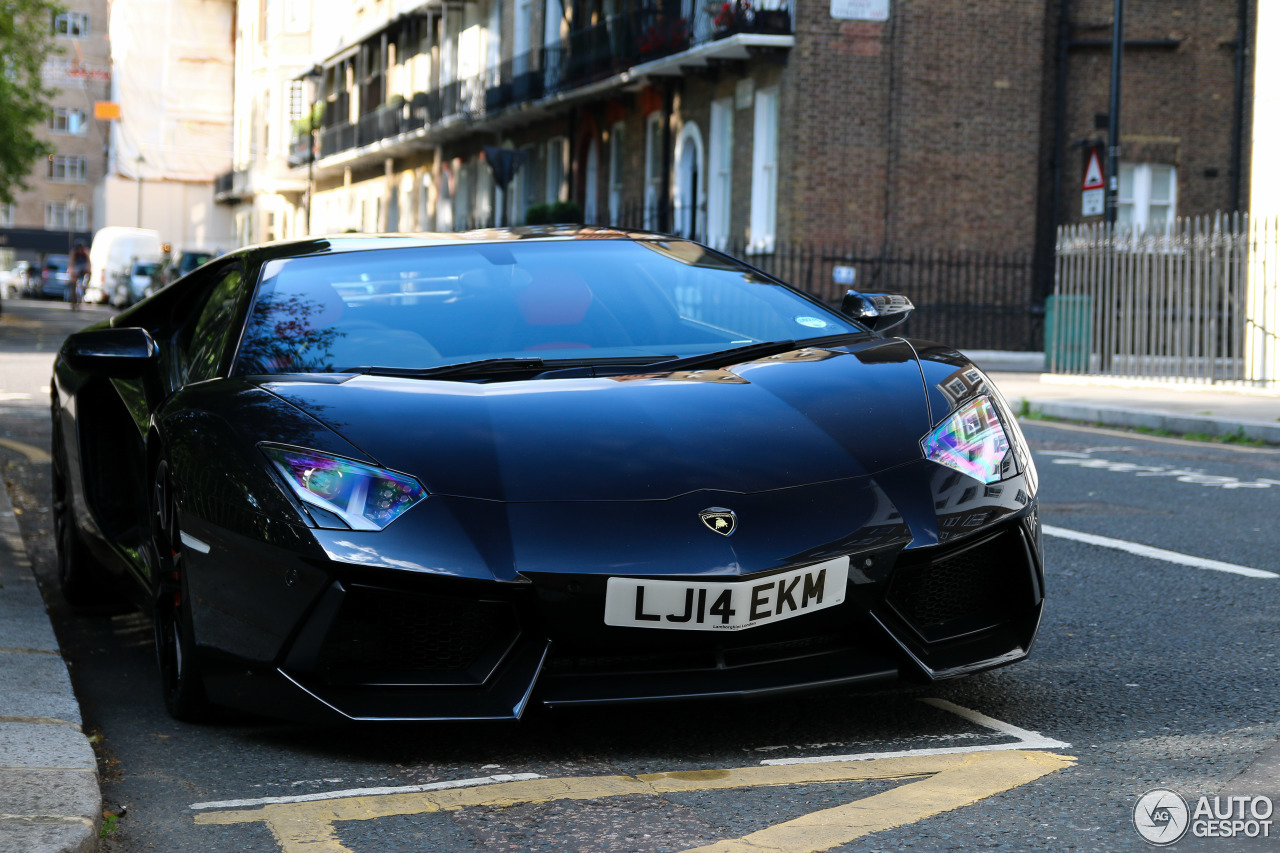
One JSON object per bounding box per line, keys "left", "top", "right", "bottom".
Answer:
{"left": 302, "top": 65, "right": 323, "bottom": 235}
{"left": 135, "top": 154, "right": 145, "bottom": 229}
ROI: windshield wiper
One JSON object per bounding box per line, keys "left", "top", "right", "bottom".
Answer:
{"left": 341, "top": 358, "right": 546, "bottom": 379}
{"left": 633, "top": 332, "right": 869, "bottom": 374}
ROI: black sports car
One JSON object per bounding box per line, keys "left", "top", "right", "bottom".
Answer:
{"left": 53, "top": 228, "right": 1043, "bottom": 722}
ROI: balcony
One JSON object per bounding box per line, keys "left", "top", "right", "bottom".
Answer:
{"left": 213, "top": 169, "right": 250, "bottom": 204}
{"left": 305, "top": 1, "right": 791, "bottom": 167}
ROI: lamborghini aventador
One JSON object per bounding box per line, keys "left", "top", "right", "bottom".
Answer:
{"left": 52, "top": 228, "right": 1043, "bottom": 722}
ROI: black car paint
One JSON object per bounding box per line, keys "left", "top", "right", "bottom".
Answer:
{"left": 53, "top": 230, "right": 1044, "bottom": 722}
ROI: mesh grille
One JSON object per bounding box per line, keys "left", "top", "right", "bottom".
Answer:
{"left": 319, "top": 589, "right": 516, "bottom": 675}
{"left": 887, "top": 540, "right": 1005, "bottom": 632}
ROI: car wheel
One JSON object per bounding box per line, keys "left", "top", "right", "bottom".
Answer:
{"left": 150, "top": 458, "right": 212, "bottom": 721}
{"left": 51, "top": 423, "right": 103, "bottom": 606}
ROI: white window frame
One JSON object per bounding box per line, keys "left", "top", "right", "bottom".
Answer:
{"left": 707, "top": 97, "right": 733, "bottom": 249}
{"left": 45, "top": 202, "right": 87, "bottom": 230}
{"left": 545, "top": 136, "right": 567, "bottom": 205}
{"left": 48, "top": 155, "right": 87, "bottom": 184}
{"left": 748, "top": 86, "right": 778, "bottom": 254}
{"left": 0, "top": 203, "right": 14, "bottom": 227}
{"left": 50, "top": 107, "right": 88, "bottom": 135}
{"left": 608, "top": 120, "right": 625, "bottom": 226}
{"left": 643, "top": 112, "right": 663, "bottom": 231}
{"left": 1117, "top": 162, "right": 1177, "bottom": 233}
{"left": 53, "top": 11, "right": 90, "bottom": 37}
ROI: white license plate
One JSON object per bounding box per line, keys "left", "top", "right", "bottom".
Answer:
{"left": 603, "top": 556, "right": 849, "bottom": 632}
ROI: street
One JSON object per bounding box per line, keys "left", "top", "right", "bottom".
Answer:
{"left": 2, "top": 297, "right": 1280, "bottom": 852}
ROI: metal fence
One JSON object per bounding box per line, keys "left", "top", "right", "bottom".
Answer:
{"left": 1050, "top": 214, "right": 1278, "bottom": 387}
{"left": 719, "top": 241, "right": 1041, "bottom": 352}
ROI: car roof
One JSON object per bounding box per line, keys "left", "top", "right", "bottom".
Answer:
{"left": 229, "top": 226, "right": 678, "bottom": 265}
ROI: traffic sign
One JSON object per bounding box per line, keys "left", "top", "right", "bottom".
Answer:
{"left": 1082, "top": 144, "right": 1105, "bottom": 216}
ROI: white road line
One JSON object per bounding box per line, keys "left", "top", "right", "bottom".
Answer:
{"left": 179, "top": 532, "right": 211, "bottom": 554}
{"left": 1043, "top": 525, "right": 1278, "bottom": 579}
{"left": 188, "top": 773, "right": 544, "bottom": 810}
{"left": 760, "top": 699, "right": 1069, "bottom": 766}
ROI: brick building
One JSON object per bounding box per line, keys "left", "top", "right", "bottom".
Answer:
{"left": 220, "top": 0, "right": 1252, "bottom": 278}
{"left": 0, "top": 0, "right": 109, "bottom": 269}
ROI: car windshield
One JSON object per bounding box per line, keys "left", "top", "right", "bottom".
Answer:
{"left": 134, "top": 263, "right": 160, "bottom": 276}
{"left": 234, "top": 239, "right": 861, "bottom": 376}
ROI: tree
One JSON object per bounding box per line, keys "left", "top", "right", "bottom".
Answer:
{"left": 0, "top": 0, "right": 64, "bottom": 205}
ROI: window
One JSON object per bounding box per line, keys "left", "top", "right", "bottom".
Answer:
{"left": 545, "top": 136, "right": 567, "bottom": 204}
{"left": 0, "top": 204, "right": 14, "bottom": 227}
{"left": 50, "top": 107, "right": 88, "bottom": 135}
{"left": 48, "top": 155, "right": 87, "bottom": 183}
{"left": 53, "top": 11, "right": 90, "bottom": 37}
{"left": 644, "top": 113, "right": 663, "bottom": 230}
{"left": 1118, "top": 163, "right": 1177, "bottom": 233}
{"left": 707, "top": 97, "right": 733, "bottom": 249}
{"left": 608, "top": 121, "right": 625, "bottom": 226}
{"left": 45, "top": 202, "right": 87, "bottom": 230}
{"left": 185, "top": 267, "right": 245, "bottom": 383}
{"left": 748, "top": 86, "right": 778, "bottom": 253}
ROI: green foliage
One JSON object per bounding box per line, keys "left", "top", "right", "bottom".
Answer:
{"left": 290, "top": 101, "right": 325, "bottom": 136}
{"left": 524, "top": 203, "right": 553, "bottom": 225}
{"left": 0, "top": 0, "right": 65, "bottom": 205}
{"left": 550, "top": 200, "right": 583, "bottom": 223}
{"left": 525, "top": 201, "right": 584, "bottom": 226}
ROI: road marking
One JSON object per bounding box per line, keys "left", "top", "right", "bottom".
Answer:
{"left": 178, "top": 532, "right": 211, "bottom": 554}
{"left": 1043, "top": 525, "right": 1278, "bottom": 579}
{"left": 189, "top": 773, "right": 545, "bottom": 810}
{"left": 1022, "top": 418, "right": 1280, "bottom": 454}
{"left": 761, "top": 698, "right": 1069, "bottom": 766}
{"left": 1041, "top": 449, "right": 1280, "bottom": 489}
{"left": 194, "top": 750, "right": 1074, "bottom": 853}
{"left": 0, "top": 436, "right": 50, "bottom": 463}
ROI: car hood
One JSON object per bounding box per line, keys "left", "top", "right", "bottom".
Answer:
{"left": 262, "top": 339, "right": 932, "bottom": 502}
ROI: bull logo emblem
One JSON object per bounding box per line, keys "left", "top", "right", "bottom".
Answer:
{"left": 699, "top": 507, "right": 737, "bottom": 536}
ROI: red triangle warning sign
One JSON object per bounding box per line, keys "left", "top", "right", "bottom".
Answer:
{"left": 1082, "top": 148, "right": 1105, "bottom": 191}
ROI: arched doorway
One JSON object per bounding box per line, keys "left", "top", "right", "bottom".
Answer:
{"left": 673, "top": 122, "right": 705, "bottom": 241}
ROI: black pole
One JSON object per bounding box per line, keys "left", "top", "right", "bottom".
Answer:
{"left": 1230, "top": 0, "right": 1248, "bottom": 213}
{"left": 658, "top": 81, "right": 674, "bottom": 234}
{"left": 1105, "top": 0, "right": 1123, "bottom": 225}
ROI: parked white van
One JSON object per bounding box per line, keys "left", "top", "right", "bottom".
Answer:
{"left": 88, "top": 227, "right": 162, "bottom": 304}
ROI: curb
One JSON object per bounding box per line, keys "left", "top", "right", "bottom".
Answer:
{"left": 0, "top": 481, "right": 100, "bottom": 853}
{"left": 1019, "top": 398, "right": 1280, "bottom": 446}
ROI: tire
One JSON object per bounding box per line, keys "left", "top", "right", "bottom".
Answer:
{"left": 150, "top": 458, "right": 213, "bottom": 721}
{"left": 51, "top": 423, "right": 104, "bottom": 606}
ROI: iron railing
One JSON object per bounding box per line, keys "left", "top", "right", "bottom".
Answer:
{"left": 290, "top": 1, "right": 791, "bottom": 165}
{"left": 1051, "top": 214, "right": 1278, "bottom": 388}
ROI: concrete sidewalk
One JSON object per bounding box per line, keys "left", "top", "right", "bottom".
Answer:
{"left": 0, "top": 481, "right": 100, "bottom": 852}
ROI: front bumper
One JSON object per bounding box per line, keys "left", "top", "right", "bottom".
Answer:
{"left": 186, "top": 505, "right": 1043, "bottom": 723}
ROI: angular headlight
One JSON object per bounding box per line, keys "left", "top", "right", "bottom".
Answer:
{"left": 920, "top": 396, "right": 1012, "bottom": 484}
{"left": 262, "top": 445, "right": 426, "bottom": 530}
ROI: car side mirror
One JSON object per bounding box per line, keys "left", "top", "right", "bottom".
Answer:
{"left": 840, "top": 290, "right": 914, "bottom": 333}
{"left": 63, "top": 327, "right": 158, "bottom": 377}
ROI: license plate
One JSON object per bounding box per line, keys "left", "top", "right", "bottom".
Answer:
{"left": 603, "top": 556, "right": 849, "bottom": 632}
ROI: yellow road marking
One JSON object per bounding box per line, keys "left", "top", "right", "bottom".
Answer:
{"left": 195, "top": 749, "right": 1074, "bottom": 853}
{"left": 0, "top": 437, "right": 50, "bottom": 463}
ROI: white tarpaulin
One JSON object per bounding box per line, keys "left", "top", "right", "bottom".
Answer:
{"left": 109, "top": 0, "right": 235, "bottom": 182}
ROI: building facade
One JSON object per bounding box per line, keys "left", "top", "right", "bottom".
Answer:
{"left": 0, "top": 0, "right": 110, "bottom": 269}
{"left": 95, "top": 0, "right": 237, "bottom": 255}
{"left": 221, "top": 0, "right": 1253, "bottom": 276}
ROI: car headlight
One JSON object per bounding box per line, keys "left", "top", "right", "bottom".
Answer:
{"left": 920, "top": 395, "right": 1013, "bottom": 484}
{"left": 262, "top": 445, "right": 426, "bottom": 530}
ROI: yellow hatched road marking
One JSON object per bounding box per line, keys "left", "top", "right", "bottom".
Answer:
{"left": 194, "top": 749, "right": 1074, "bottom": 853}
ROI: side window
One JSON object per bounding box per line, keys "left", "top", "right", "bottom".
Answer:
{"left": 183, "top": 267, "right": 246, "bottom": 384}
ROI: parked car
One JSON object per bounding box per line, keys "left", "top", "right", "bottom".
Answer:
{"left": 161, "top": 248, "right": 217, "bottom": 288}
{"left": 110, "top": 260, "right": 163, "bottom": 308}
{"left": 1, "top": 261, "right": 36, "bottom": 298}
{"left": 52, "top": 228, "right": 1042, "bottom": 723}
{"left": 40, "top": 255, "right": 72, "bottom": 300}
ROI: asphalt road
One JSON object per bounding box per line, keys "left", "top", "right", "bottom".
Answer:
{"left": 2, "top": 297, "right": 1280, "bottom": 852}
